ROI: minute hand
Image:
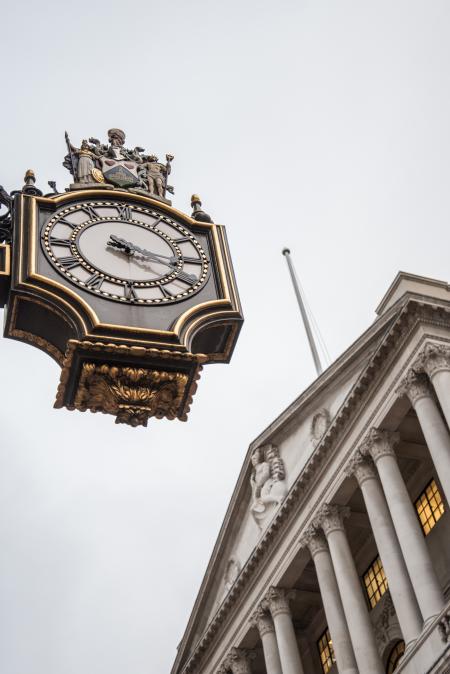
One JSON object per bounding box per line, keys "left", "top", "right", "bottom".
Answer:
{"left": 132, "top": 245, "right": 197, "bottom": 283}
{"left": 128, "top": 242, "right": 177, "bottom": 266}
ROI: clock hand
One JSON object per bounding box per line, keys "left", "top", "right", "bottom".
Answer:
{"left": 107, "top": 236, "right": 197, "bottom": 282}
{"left": 107, "top": 235, "right": 174, "bottom": 263}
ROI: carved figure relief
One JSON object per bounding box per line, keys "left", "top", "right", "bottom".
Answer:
{"left": 250, "top": 444, "right": 287, "bottom": 529}
{"left": 222, "top": 557, "right": 241, "bottom": 600}
{"left": 63, "top": 129, "right": 174, "bottom": 201}
{"left": 310, "top": 408, "right": 331, "bottom": 444}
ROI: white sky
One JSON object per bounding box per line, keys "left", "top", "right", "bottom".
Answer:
{"left": 1, "top": 2, "right": 450, "bottom": 672}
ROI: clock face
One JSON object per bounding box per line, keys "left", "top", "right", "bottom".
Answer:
{"left": 41, "top": 200, "right": 210, "bottom": 304}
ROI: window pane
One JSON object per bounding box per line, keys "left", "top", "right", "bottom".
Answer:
{"left": 415, "top": 479, "right": 445, "bottom": 536}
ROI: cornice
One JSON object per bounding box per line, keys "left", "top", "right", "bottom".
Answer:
{"left": 172, "top": 298, "right": 450, "bottom": 674}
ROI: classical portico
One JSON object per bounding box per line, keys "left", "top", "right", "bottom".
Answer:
{"left": 172, "top": 274, "right": 450, "bottom": 674}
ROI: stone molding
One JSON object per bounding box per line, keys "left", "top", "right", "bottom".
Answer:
{"left": 360, "top": 428, "right": 400, "bottom": 463}
{"left": 262, "top": 587, "right": 296, "bottom": 618}
{"left": 176, "top": 306, "right": 450, "bottom": 674}
{"left": 300, "top": 525, "right": 328, "bottom": 558}
{"left": 346, "top": 449, "right": 378, "bottom": 484}
{"left": 250, "top": 605, "right": 275, "bottom": 636}
{"left": 418, "top": 342, "right": 450, "bottom": 379}
{"left": 315, "top": 504, "right": 350, "bottom": 536}
{"left": 396, "top": 369, "right": 432, "bottom": 406}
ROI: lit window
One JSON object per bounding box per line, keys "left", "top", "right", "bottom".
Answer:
{"left": 415, "top": 479, "right": 445, "bottom": 536}
{"left": 317, "top": 628, "right": 335, "bottom": 674}
{"left": 386, "top": 640, "right": 405, "bottom": 673}
{"left": 363, "top": 556, "right": 388, "bottom": 609}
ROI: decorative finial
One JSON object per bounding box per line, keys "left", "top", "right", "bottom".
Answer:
{"left": 22, "top": 170, "right": 42, "bottom": 196}
{"left": 190, "top": 194, "right": 213, "bottom": 223}
{"left": 48, "top": 181, "right": 58, "bottom": 194}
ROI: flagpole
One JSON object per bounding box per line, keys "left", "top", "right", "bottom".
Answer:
{"left": 282, "top": 248, "right": 323, "bottom": 376}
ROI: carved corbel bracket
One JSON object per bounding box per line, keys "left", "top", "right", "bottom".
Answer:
{"left": 55, "top": 339, "right": 205, "bottom": 426}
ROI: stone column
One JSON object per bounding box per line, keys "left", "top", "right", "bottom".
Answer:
{"left": 221, "top": 647, "right": 254, "bottom": 674}
{"left": 251, "top": 607, "right": 282, "bottom": 674}
{"left": 302, "top": 527, "right": 358, "bottom": 674}
{"left": 398, "top": 368, "right": 450, "bottom": 505}
{"left": 316, "top": 504, "right": 384, "bottom": 674}
{"left": 264, "top": 587, "right": 304, "bottom": 674}
{"left": 348, "top": 451, "right": 422, "bottom": 646}
{"left": 364, "top": 428, "right": 444, "bottom": 624}
{"left": 419, "top": 343, "right": 450, "bottom": 431}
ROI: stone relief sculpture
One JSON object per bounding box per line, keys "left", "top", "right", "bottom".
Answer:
{"left": 250, "top": 444, "right": 287, "bottom": 529}
{"left": 310, "top": 408, "right": 331, "bottom": 445}
{"left": 221, "top": 557, "right": 241, "bottom": 601}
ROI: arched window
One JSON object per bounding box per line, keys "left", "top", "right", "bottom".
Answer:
{"left": 386, "top": 640, "right": 405, "bottom": 673}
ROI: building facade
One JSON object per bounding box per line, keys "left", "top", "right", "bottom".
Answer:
{"left": 171, "top": 272, "right": 450, "bottom": 674}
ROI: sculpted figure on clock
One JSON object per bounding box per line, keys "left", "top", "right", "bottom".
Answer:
{"left": 63, "top": 129, "right": 175, "bottom": 195}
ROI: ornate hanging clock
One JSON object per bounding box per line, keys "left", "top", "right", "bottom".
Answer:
{"left": 0, "top": 129, "right": 243, "bottom": 426}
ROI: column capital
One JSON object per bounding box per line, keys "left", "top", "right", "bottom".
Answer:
{"left": 360, "top": 428, "right": 400, "bottom": 463}
{"left": 300, "top": 525, "right": 328, "bottom": 557}
{"left": 396, "top": 369, "right": 432, "bottom": 406}
{"left": 222, "top": 648, "right": 255, "bottom": 674}
{"left": 346, "top": 449, "right": 377, "bottom": 485}
{"left": 315, "top": 503, "right": 350, "bottom": 536}
{"left": 418, "top": 342, "right": 450, "bottom": 379}
{"left": 250, "top": 605, "right": 275, "bottom": 636}
{"left": 263, "top": 586, "right": 296, "bottom": 618}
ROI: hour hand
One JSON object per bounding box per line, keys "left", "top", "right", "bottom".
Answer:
{"left": 107, "top": 235, "right": 134, "bottom": 255}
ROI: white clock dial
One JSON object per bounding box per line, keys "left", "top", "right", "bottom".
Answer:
{"left": 41, "top": 201, "right": 209, "bottom": 304}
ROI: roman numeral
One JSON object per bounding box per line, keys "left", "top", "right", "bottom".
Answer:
{"left": 85, "top": 273, "right": 104, "bottom": 290}
{"left": 160, "top": 285, "right": 173, "bottom": 298}
{"left": 49, "top": 236, "right": 71, "bottom": 247}
{"left": 174, "top": 236, "right": 191, "bottom": 244}
{"left": 59, "top": 218, "right": 77, "bottom": 229}
{"left": 117, "top": 205, "right": 132, "bottom": 220}
{"left": 176, "top": 270, "right": 197, "bottom": 285}
{"left": 182, "top": 256, "right": 203, "bottom": 265}
{"left": 58, "top": 256, "right": 80, "bottom": 270}
{"left": 82, "top": 205, "right": 98, "bottom": 219}
{"left": 124, "top": 282, "right": 138, "bottom": 300}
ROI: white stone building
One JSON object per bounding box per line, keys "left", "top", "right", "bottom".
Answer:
{"left": 171, "top": 272, "right": 450, "bottom": 674}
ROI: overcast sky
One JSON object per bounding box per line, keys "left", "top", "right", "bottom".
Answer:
{"left": 1, "top": 2, "right": 450, "bottom": 673}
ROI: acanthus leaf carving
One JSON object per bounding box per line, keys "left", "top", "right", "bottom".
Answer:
{"left": 360, "top": 428, "right": 400, "bottom": 463}
{"left": 314, "top": 503, "right": 350, "bottom": 537}
{"left": 346, "top": 449, "right": 377, "bottom": 484}
{"left": 73, "top": 362, "right": 189, "bottom": 427}
{"left": 396, "top": 369, "right": 432, "bottom": 406}
{"left": 418, "top": 342, "right": 450, "bottom": 379}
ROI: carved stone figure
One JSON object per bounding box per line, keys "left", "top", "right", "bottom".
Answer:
{"left": 76, "top": 140, "right": 97, "bottom": 184}
{"left": 222, "top": 557, "right": 240, "bottom": 599}
{"left": 250, "top": 444, "right": 287, "bottom": 528}
{"left": 62, "top": 129, "right": 174, "bottom": 199}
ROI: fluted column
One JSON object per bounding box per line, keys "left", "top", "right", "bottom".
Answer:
{"left": 221, "top": 647, "right": 254, "bottom": 674}
{"left": 398, "top": 369, "right": 450, "bottom": 505}
{"left": 364, "top": 428, "right": 444, "bottom": 624}
{"left": 348, "top": 451, "right": 422, "bottom": 645}
{"left": 419, "top": 343, "right": 450, "bottom": 430}
{"left": 316, "top": 504, "right": 384, "bottom": 674}
{"left": 263, "top": 587, "right": 304, "bottom": 674}
{"left": 251, "top": 607, "right": 282, "bottom": 674}
{"left": 302, "top": 527, "right": 358, "bottom": 674}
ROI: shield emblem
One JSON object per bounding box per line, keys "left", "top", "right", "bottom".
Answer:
{"left": 100, "top": 157, "right": 139, "bottom": 188}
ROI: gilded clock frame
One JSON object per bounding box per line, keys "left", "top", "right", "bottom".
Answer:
{"left": 5, "top": 189, "right": 242, "bottom": 365}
